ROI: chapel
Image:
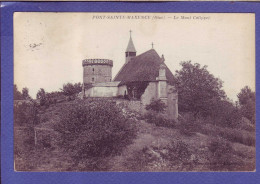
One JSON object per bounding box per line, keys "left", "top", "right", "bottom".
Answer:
{"left": 80, "top": 32, "right": 178, "bottom": 119}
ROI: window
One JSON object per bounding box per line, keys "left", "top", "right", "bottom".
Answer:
{"left": 92, "top": 77, "right": 94, "bottom": 82}
{"left": 92, "top": 68, "right": 94, "bottom": 73}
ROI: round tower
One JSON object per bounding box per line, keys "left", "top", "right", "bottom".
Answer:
{"left": 82, "top": 59, "right": 113, "bottom": 84}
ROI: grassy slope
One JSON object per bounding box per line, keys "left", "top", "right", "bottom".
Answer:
{"left": 14, "top": 101, "right": 255, "bottom": 171}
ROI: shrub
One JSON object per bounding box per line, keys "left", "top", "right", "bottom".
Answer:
{"left": 178, "top": 113, "right": 198, "bottom": 136}
{"left": 240, "top": 99, "right": 255, "bottom": 124}
{"left": 36, "top": 88, "right": 47, "bottom": 106}
{"left": 124, "top": 146, "right": 159, "bottom": 171}
{"left": 124, "top": 140, "right": 197, "bottom": 171}
{"left": 14, "top": 101, "right": 39, "bottom": 127}
{"left": 145, "top": 98, "right": 167, "bottom": 113}
{"left": 208, "top": 138, "right": 234, "bottom": 171}
{"left": 198, "top": 122, "right": 255, "bottom": 146}
{"left": 143, "top": 111, "right": 175, "bottom": 128}
{"left": 54, "top": 99, "right": 137, "bottom": 170}
{"left": 160, "top": 140, "right": 197, "bottom": 170}
{"left": 61, "top": 82, "right": 82, "bottom": 96}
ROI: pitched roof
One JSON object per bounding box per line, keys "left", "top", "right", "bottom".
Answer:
{"left": 114, "top": 49, "right": 175, "bottom": 85}
{"left": 125, "top": 36, "right": 136, "bottom": 52}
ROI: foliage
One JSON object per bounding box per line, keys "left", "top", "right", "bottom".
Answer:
{"left": 45, "top": 91, "right": 65, "bottom": 104}
{"left": 145, "top": 98, "right": 167, "bottom": 113}
{"left": 54, "top": 99, "right": 137, "bottom": 170}
{"left": 14, "top": 85, "right": 32, "bottom": 100}
{"left": 14, "top": 84, "right": 23, "bottom": 100}
{"left": 240, "top": 99, "right": 255, "bottom": 123}
{"left": 208, "top": 138, "right": 234, "bottom": 171}
{"left": 14, "top": 101, "right": 39, "bottom": 170}
{"left": 124, "top": 140, "right": 197, "bottom": 171}
{"left": 208, "top": 99, "right": 242, "bottom": 127}
{"left": 174, "top": 61, "right": 226, "bottom": 117}
{"left": 198, "top": 122, "right": 255, "bottom": 146}
{"left": 166, "top": 140, "right": 197, "bottom": 170}
{"left": 22, "top": 87, "right": 31, "bottom": 100}
{"left": 237, "top": 86, "right": 255, "bottom": 106}
{"left": 143, "top": 111, "right": 175, "bottom": 128}
{"left": 61, "top": 82, "right": 82, "bottom": 96}
{"left": 36, "top": 88, "right": 47, "bottom": 106}
{"left": 14, "top": 101, "right": 39, "bottom": 127}
{"left": 178, "top": 113, "right": 198, "bottom": 136}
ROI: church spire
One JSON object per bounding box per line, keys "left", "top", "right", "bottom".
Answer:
{"left": 125, "top": 30, "right": 137, "bottom": 63}
{"left": 126, "top": 30, "right": 136, "bottom": 53}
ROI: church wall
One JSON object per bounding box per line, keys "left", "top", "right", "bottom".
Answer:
{"left": 158, "top": 80, "right": 167, "bottom": 99}
{"left": 117, "top": 85, "right": 128, "bottom": 96}
{"left": 85, "top": 86, "right": 118, "bottom": 97}
{"left": 140, "top": 82, "right": 158, "bottom": 106}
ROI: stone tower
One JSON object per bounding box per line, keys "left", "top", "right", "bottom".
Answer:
{"left": 82, "top": 59, "right": 113, "bottom": 84}
{"left": 125, "top": 30, "right": 136, "bottom": 63}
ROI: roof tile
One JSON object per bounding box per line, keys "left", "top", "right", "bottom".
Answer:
{"left": 114, "top": 49, "right": 175, "bottom": 85}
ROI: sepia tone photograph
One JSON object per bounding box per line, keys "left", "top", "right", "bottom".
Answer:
{"left": 13, "top": 12, "right": 255, "bottom": 172}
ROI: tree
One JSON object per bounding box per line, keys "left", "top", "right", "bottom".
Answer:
{"left": 237, "top": 86, "right": 255, "bottom": 123}
{"left": 36, "top": 88, "right": 47, "bottom": 106}
{"left": 22, "top": 87, "right": 31, "bottom": 100}
{"left": 174, "top": 61, "right": 226, "bottom": 117}
{"left": 14, "top": 84, "right": 23, "bottom": 100}
{"left": 237, "top": 86, "right": 255, "bottom": 106}
{"left": 61, "top": 82, "right": 82, "bottom": 96}
{"left": 54, "top": 99, "right": 136, "bottom": 170}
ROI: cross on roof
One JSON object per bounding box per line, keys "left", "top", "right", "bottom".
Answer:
{"left": 151, "top": 42, "right": 154, "bottom": 49}
{"left": 130, "top": 30, "right": 132, "bottom": 37}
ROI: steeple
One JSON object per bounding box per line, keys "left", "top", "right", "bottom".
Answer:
{"left": 125, "top": 30, "right": 136, "bottom": 63}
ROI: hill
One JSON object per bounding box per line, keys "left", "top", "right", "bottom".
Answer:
{"left": 14, "top": 99, "right": 255, "bottom": 171}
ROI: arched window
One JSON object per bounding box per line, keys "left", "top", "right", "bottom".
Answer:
{"left": 92, "top": 77, "right": 94, "bottom": 82}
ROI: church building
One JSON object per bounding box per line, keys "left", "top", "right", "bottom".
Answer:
{"left": 80, "top": 32, "right": 178, "bottom": 119}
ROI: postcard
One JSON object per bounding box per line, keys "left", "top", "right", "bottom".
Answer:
{"left": 13, "top": 12, "right": 255, "bottom": 172}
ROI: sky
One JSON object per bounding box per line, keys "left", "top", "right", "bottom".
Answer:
{"left": 14, "top": 13, "right": 255, "bottom": 101}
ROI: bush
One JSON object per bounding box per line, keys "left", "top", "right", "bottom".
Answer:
{"left": 54, "top": 99, "right": 137, "bottom": 170}
{"left": 36, "top": 88, "right": 47, "bottom": 106}
{"left": 124, "top": 140, "right": 197, "bottom": 171}
{"left": 14, "top": 101, "right": 39, "bottom": 127}
{"left": 166, "top": 140, "right": 193, "bottom": 166}
{"left": 197, "top": 122, "right": 255, "bottom": 146}
{"left": 14, "top": 101, "right": 42, "bottom": 170}
{"left": 61, "top": 82, "right": 82, "bottom": 96}
{"left": 178, "top": 113, "right": 198, "bottom": 136}
{"left": 143, "top": 111, "right": 175, "bottom": 128}
{"left": 208, "top": 138, "right": 234, "bottom": 171}
{"left": 145, "top": 98, "right": 167, "bottom": 113}
{"left": 208, "top": 99, "right": 242, "bottom": 128}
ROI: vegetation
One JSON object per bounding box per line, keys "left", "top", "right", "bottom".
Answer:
{"left": 36, "top": 88, "right": 47, "bottom": 106}
{"left": 53, "top": 99, "right": 136, "bottom": 170}
{"left": 174, "top": 61, "right": 226, "bottom": 117}
{"left": 143, "top": 111, "right": 175, "bottom": 128}
{"left": 237, "top": 86, "right": 255, "bottom": 123}
{"left": 145, "top": 98, "right": 167, "bottom": 113}
{"left": 14, "top": 85, "right": 31, "bottom": 100}
{"left": 13, "top": 63, "right": 255, "bottom": 171}
{"left": 61, "top": 82, "right": 82, "bottom": 97}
